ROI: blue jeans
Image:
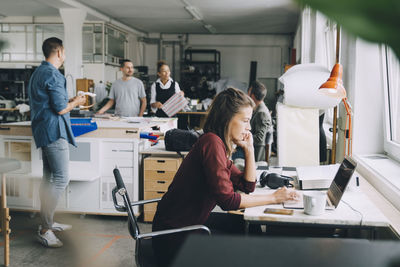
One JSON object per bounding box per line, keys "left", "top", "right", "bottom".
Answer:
{"left": 39, "top": 138, "right": 70, "bottom": 229}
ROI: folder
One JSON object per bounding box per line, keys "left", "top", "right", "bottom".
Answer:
{"left": 161, "top": 93, "right": 188, "bottom": 117}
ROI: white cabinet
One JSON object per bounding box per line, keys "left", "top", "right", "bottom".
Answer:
{"left": 68, "top": 180, "right": 101, "bottom": 211}
{"left": 0, "top": 135, "right": 143, "bottom": 215}
{"left": 100, "top": 139, "right": 139, "bottom": 213}
{"left": 0, "top": 118, "right": 177, "bottom": 215}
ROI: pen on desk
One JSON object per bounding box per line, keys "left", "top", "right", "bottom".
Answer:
{"left": 356, "top": 176, "right": 359, "bottom": 187}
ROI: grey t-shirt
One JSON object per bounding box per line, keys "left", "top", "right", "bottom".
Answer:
{"left": 109, "top": 77, "right": 146, "bottom": 117}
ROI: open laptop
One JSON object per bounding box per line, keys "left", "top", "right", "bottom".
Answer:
{"left": 283, "top": 156, "right": 357, "bottom": 210}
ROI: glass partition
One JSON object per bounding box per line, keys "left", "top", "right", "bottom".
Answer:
{"left": 0, "top": 22, "right": 126, "bottom": 65}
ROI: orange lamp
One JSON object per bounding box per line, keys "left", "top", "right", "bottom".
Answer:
{"left": 319, "top": 63, "right": 346, "bottom": 99}
{"left": 319, "top": 63, "right": 353, "bottom": 162}
{"left": 319, "top": 26, "right": 352, "bottom": 163}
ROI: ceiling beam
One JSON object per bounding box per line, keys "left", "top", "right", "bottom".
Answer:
{"left": 34, "top": 0, "right": 146, "bottom": 35}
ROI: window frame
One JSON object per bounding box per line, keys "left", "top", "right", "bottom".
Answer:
{"left": 381, "top": 45, "right": 400, "bottom": 162}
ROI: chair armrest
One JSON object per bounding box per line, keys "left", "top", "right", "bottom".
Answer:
{"left": 137, "top": 225, "right": 211, "bottom": 240}
{"left": 112, "top": 185, "right": 161, "bottom": 212}
{"left": 130, "top": 198, "right": 161, "bottom": 207}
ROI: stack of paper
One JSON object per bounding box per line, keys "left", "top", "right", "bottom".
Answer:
{"left": 296, "top": 164, "right": 340, "bottom": 189}
{"left": 161, "top": 93, "right": 188, "bottom": 117}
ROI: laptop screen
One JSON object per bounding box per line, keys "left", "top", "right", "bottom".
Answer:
{"left": 327, "top": 156, "right": 357, "bottom": 208}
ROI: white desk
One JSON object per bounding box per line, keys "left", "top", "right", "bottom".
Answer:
{"left": 244, "top": 173, "right": 391, "bottom": 239}
{"left": 140, "top": 140, "right": 189, "bottom": 156}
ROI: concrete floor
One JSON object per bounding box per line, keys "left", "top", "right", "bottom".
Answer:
{"left": 1, "top": 211, "right": 149, "bottom": 267}
{"left": 0, "top": 155, "right": 278, "bottom": 267}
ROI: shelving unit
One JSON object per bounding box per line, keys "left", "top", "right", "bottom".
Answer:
{"left": 180, "top": 49, "right": 220, "bottom": 100}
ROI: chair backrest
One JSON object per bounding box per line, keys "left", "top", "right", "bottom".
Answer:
{"left": 112, "top": 167, "right": 140, "bottom": 239}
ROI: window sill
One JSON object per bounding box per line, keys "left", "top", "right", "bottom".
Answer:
{"left": 354, "top": 154, "right": 400, "bottom": 234}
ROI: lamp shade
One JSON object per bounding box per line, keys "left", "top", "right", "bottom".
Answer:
{"left": 279, "top": 63, "right": 341, "bottom": 109}
{"left": 319, "top": 63, "right": 346, "bottom": 99}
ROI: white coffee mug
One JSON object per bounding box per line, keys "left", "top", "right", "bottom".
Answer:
{"left": 303, "top": 191, "right": 327, "bottom": 216}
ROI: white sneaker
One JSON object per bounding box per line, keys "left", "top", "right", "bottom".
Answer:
{"left": 37, "top": 229, "right": 63, "bottom": 248}
{"left": 51, "top": 222, "right": 72, "bottom": 232}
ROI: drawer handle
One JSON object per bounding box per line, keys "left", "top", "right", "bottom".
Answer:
{"left": 0, "top": 127, "right": 10, "bottom": 131}
{"left": 157, "top": 160, "right": 165, "bottom": 163}
{"left": 157, "top": 191, "right": 164, "bottom": 194}
{"left": 126, "top": 130, "right": 138, "bottom": 134}
{"left": 157, "top": 171, "right": 165, "bottom": 173}
{"left": 157, "top": 181, "right": 166, "bottom": 184}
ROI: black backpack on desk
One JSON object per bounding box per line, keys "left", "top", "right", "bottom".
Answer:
{"left": 164, "top": 129, "right": 200, "bottom": 152}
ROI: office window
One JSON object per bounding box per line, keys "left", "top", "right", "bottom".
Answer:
{"left": 383, "top": 46, "right": 400, "bottom": 161}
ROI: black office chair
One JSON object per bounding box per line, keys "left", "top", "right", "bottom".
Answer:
{"left": 112, "top": 168, "right": 211, "bottom": 267}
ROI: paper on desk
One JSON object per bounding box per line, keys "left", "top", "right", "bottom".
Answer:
{"left": 297, "top": 164, "right": 340, "bottom": 189}
{"left": 161, "top": 93, "right": 188, "bottom": 117}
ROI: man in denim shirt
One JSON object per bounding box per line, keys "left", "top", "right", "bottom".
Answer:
{"left": 28, "top": 37, "right": 86, "bottom": 248}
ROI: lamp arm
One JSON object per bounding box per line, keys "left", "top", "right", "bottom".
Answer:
{"left": 342, "top": 98, "right": 352, "bottom": 116}
{"left": 341, "top": 97, "right": 353, "bottom": 156}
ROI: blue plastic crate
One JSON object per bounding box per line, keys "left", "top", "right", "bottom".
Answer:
{"left": 70, "top": 118, "right": 98, "bottom": 137}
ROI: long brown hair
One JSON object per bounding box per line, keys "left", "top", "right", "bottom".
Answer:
{"left": 203, "top": 87, "right": 254, "bottom": 156}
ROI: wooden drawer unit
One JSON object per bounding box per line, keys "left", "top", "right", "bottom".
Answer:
{"left": 143, "top": 156, "right": 182, "bottom": 222}
{"left": 144, "top": 157, "right": 182, "bottom": 171}
{"left": 143, "top": 210, "right": 156, "bottom": 222}
{"left": 144, "top": 170, "right": 176, "bottom": 180}
{"left": 144, "top": 191, "right": 165, "bottom": 212}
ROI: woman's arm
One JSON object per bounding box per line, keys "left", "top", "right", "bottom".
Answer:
{"left": 150, "top": 83, "right": 163, "bottom": 109}
{"left": 234, "top": 132, "right": 256, "bottom": 183}
{"left": 239, "top": 187, "right": 298, "bottom": 209}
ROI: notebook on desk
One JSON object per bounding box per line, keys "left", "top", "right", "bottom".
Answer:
{"left": 284, "top": 156, "right": 357, "bottom": 210}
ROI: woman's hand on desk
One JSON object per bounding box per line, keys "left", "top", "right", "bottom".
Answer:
{"left": 272, "top": 187, "right": 299, "bottom": 204}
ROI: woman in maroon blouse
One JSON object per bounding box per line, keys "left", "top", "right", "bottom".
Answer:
{"left": 152, "top": 87, "right": 298, "bottom": 266}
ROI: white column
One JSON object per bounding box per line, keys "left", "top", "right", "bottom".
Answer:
{"left": 59, "top": 8, "right": 86, "bottom": 97}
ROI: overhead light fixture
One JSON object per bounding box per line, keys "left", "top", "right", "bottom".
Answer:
{"left": 204, "top": 24, "right": 216, "bottom": 34}
{"left": 184, "top": 5, "right": 203, "bottom": 21}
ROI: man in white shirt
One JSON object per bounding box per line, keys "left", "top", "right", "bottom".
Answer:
{"left": 97, "top": 59, "right": 146, "bottom": 117}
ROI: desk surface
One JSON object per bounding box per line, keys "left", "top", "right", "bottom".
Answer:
{"left": 245, "top": 187, "right": 390, "bottom": 228}
{"left": 2, "top": 117, "right": 176, "bottom": 130}
{"left": 140, "top": 140, "right": 189, "bottom": 156}
{"left": 177, "top": 111, "right": 208, "bottom": 115}
{"left": 245, "top": 172, "right": 390, "bottom": 228}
